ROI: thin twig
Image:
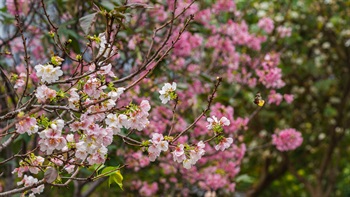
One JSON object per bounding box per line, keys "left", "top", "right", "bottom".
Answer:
{"left": 172, "top": 77, "right": 222, "bottom": 143}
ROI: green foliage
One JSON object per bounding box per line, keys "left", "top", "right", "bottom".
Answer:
{"left": 101, "top": 166, "right": 123, "bottom": 190}
{"left": 37, "top": 115, "right": 50, "bottom": 128}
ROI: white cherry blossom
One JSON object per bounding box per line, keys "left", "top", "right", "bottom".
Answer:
{"left": 35, "top": 64, "right": 63, "bottom": 83}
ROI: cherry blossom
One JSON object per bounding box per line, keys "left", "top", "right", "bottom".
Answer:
{"left": 108, "top": 87, "right": 125, "bottom": 101}
{"left": 283, "top": 94, "right": 294, "bottom": 104}
{"left": 16, "top": 117, "right": 38, "bottom": 135}
{"left": 172, "top": 144, "right": 186, "bottom": 163}
{"left": 258, "top": 17, "right": 275, "bottom": 34}
{"left": 35, "top": 85, "right": 57, "bottom": 103}
{"left": 268, "top": 90, "right": 283, "bottom": 105}
{"left": 206, "top": 116, "right": 230, "bottom": 133}
{"left": 147, "top": 133, "right": 169, "bottom": 162}
{"left": 34, "top": 64, "right": 63, "bottom": 83}
{"left": 183, "top": 141, "right": 206, "bottom": 169}
{"left": 17, "top": 175, "right": 44, "bottom": 196}
{"left": 277, "top": 26, "right": 292, "bottom": 38}
{"left": 215, "top": 137, "right": 233, "bottom": 151}
{"left": 272, "top": 128, "right": 303, "bottom": 151}
{"left": 159, "top": 82, "right": 177, "bottom": 104}
{"left": 98, "top": 33, "right": 114, "bottom": 57}
{"left": 14, "top": 73, "right": 26, "bottom": 89}
{"left": 38, "top": 120, "right": 67, "bottom": 155}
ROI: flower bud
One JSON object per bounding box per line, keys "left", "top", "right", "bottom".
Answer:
{"left": 51, "top": 56, "right": 64, "bottom": 66}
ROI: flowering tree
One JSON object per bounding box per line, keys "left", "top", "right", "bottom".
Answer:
{"left": 0, "top": 0, "right": 304, "bottom": 196}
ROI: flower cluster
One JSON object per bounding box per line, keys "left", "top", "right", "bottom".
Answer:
{"left": 272, "top": 128, "right": 303, "bottom": 151}
{"left": 69, "top": 100, "right": 151, "bottom": 165}
{"left": 12, "top": 154, "right": 45, "bottom": 177}
{"left": 35, "top": 85, "right": 57, "bottom": 103}
{"left": 171, "top": 141, "right": 206, "bottom": 169}
{"left": 70, "top": 115, "right": 112, "bottom": 165}
{"left": 268, "top": 90, "right": 295, "bottom": 105}
{"left": 34, "top": 64, "right": 63, "bottom": 83}
{"left": 16, "top": 116, "right": 38, "bottom": 135}
{"left": 38, "top": 119, "right": 67, "bottom": 155}
{"left": 183, "top": 141, "right": 206, "bottom": 169}
{"left": 258, "top": 17, "right": 275, "bottom": 34}
{"left": 17, "top": 175, "right": 44, "bottom": 197}
{"left": 12, "top": 154, "right": 46, "bottom": 196}
{"left": 84, "top": 77, "right": 106, "bottom": 99}
{"left": 147, "top": 133, "right": 169, "bottom": 162}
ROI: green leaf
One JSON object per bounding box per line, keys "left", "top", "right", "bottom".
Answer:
{"left": 236, "top": 174, "right": 254, "bottom": 183}
{"left": 101, "top": 166, "right": 118, "bottom": 177}
{"left": 90, "top": 164, "right": 105, "bottom": 174}
{"left": 79, "top": 12, "right": 98, "bottom": 35}
{"left": 109, "top": 170, "right": 123, "bottom": 190}
{"left": 101, "top": 166, "right": 123, "bottom": 190}
{"left": 100, "top": 0, "right": 122, "bottom": 10}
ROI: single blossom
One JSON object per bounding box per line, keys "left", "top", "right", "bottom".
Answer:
{"left": 207, "top": 116, "right": 231, "bottom": 131}
{"left": 159, "top": 82, "right": 177, "bottom": 104}
{"left": 268, "top": 90, "right": 283, "bottom": 105}
{"left": 98, "top": 33, "right": 114, "bottom": 58}
{"left": 108, "top": 87, "right": 125, "bottom": 101}
{"left": 14, "top": 73, "right": 26, "bottom": 89}
{"left": 283, "top": 94, "right": 294, "bottom": 104}
{"left": 172, "top": 144, "right": 186, "bottom": 163}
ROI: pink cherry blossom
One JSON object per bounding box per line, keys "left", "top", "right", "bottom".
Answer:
{"left": 284, "top": 94, "right": 294, "bottom": 104}
{"left": 268, "top": 90, "right": 283, "bottom": 105}
{"left": 35, "top": 85, "right": 57, "bottom": 103}
{"left": 6, "top": 0, "right": 29, "bottom": 15}
{"left": 172, "top": 144, "right": 186, "bottom": 163}
{"left": 14, "top": 73, "right": 26, "bottom": 89}
{"left": 256, "top": 67, "right": 285, "bottom": 89}
{"left": 16, "top": 117, "right": 38, "bottom": 135}
{"left": 213, "top": 0, "right": 236, "bottom": 13}
{"left": 215, "top": 137, "right": 233, "bottom": 151}
{"left": 277, "top": 26, "right": 292, "bottom": 38}
{"left": 139, "top": 182, "right": 158, "bottom": 197}
{"left": 272, "top": 128, "right": 303, "bottom": 151}
{"left": 108, "top": 87, "right": 125, "bottom": 101}
{"left": 83, "top": 78, "right": 105, "bottom": 99}
{"left": 258, "top": 17, "right": 274, "bottom": 34}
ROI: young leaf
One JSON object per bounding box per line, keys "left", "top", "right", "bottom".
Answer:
{"left": 79, "top": 12, "right": 98, "bottom": 35}
{"left": 101, "top": 166, "right": 118, "bottom": 177}
{"left": 44, "top": 167, "right": 58, "bottom": 183}
{"left": 110, "top": 170, "right": 123, "bottom": 190}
